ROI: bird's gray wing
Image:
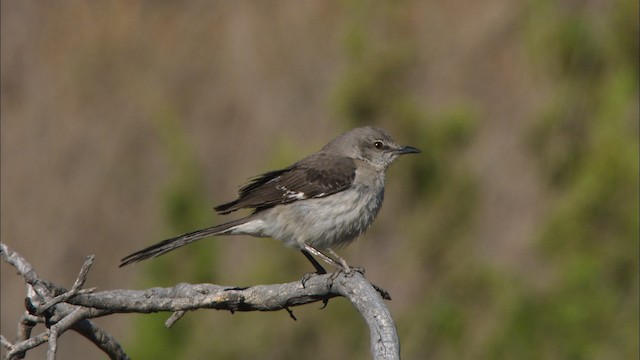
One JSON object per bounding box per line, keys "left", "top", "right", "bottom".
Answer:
{"left": 214, "top": 152, "right": 356, "bottom": 214}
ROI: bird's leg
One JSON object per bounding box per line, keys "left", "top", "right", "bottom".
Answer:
{"left": 299, "top": 246, "right": 341, "bottom": 310}
{"left": 302, "top": 244, "right": 345, "bottom": 271}
{"left": 303, "top": 244, "right": 363, "bottom": 276}
{"left": 301, "top": 244, "right": 364, "bottom": 281}
{"left": 326, "top": 248, "right": 350, "bottom": 273}
{"left": 300, "top": 245, "right": 379, "bottom": 303}
{"left": 300, "top": 249, "right": 327, "bottom": 288}
{"left": 301, "top": 250, "right": 327, "bottom": 274}
{"left": 326, "top": 248, "right": 364, "bottom": 275}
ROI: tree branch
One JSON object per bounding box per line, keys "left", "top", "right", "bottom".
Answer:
{"left": 1, "top": 242, "right": 399, "bottom": 359}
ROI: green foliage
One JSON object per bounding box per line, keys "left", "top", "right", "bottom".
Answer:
{"left": 490, "top": 0, "right": 639, "bottom": 358}
{"left": 124, "top": 0, "right": 638, "bottom": 358}
{"left": 334, "top": 0, "right": 417, "bottom": 128}
{"left": 127, "top": 109, "right": 216, "bottom": 360}
{"left": 334, "top": 48, "right": 415, "bottom": 125}
{"left": 402, "top": 105, "right": 477, "bottom": 198}
{"left": 149, "top": 108, "right": 216, "bottom": 284}
{"left": 335, "top": 0, "right": 638, "bottom": 359}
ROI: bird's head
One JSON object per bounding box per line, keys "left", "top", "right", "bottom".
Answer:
{"left": 323, "top": 126, "right": 420, "bottom": 170}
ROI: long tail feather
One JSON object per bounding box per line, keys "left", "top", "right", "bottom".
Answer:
{"left": 119, "top": 217, "right": 249, "bottom": 267}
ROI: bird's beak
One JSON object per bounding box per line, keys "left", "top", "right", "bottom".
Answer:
{"left": 395, "top": 145, "right": 421, "bottom": 155}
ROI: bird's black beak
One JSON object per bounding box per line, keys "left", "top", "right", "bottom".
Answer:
{"left": 396, "top": 145, "right": 421, "bottom": 155}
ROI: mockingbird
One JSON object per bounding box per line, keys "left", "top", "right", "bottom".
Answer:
{"left": 120, "top": 126, "right": 419, "bottom": 274}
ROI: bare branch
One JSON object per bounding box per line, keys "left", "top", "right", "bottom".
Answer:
{"left": 0, "top": 243, "right": 38, "bottom": 284}
{"left": 37, "top": 254, "right": 97, "bottom": 315}
{"left": 66, "top": 278, "right": 338, "bottom": 314}
{"left": 331, "top": 275, "right": 400, "bottom": 358}
{"left": 1, "top": 244, "right": 120, "bottom": 360}
{"left": 1, "top": 242, "right": 399, "bottom": 360}
{"left": 15, "top": 313, "right": 40, "bottom": 359}
{"left": 165, "top": 310, "right": 186, "bottom": 328}
{"left": 71, "top": 320, "right": 130, "bottom": 360}
{"left": 4, "top": 329, "right": 49, "bottom": 360}
{"left": 0, "top": 336, "right": 11, "bottom": 352}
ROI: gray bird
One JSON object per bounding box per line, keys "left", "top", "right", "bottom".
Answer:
{"left": 120, "top": 126, "right": 420, "bottom": 273}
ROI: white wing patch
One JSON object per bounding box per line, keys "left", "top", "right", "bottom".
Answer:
{"left": 277, "top": 185, "right": 308, "bottom": 200}
{"left": 287, "top": 191, "right": 306, "bottom": 200}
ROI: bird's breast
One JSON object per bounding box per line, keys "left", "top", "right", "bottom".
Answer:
{"left": 275, "top": 183, "right": 384, "bottom": 248}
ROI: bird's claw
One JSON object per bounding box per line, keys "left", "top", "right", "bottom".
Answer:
{"left": 335, "top": 265, "right": 365, "bottom": 278}
{"left": 301, "top": 271, "right": 323, "bottom": 288}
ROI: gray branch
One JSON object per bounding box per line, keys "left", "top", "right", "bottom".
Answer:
{"left": 1, "top": 242, "right": 399, "bottom": 360}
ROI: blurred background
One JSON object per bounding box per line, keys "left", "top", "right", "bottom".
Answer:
{"left": 1, "top": 1, "right": 637, "bottom": 359}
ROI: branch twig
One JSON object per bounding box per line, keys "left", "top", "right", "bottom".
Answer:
{"left": 37, "top": 255, "right": 97, "bottom": 315}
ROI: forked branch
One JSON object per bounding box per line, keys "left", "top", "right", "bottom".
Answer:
{"left": 0, "top": 242, "right": 399, "bottom": 360}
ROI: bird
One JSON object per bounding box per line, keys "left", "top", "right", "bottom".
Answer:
{"left": 120, "top": 126, "right": 420, "bottom": 274}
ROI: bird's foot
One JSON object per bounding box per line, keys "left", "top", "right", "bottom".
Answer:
{"left": 301, "top": 271, "right": 325, "bottom": 288}
{"left": 332, "top": 265, "right": 365, "bottom": 279}
{"left": 346, "top": 265, "right": 365, "bottom": 276}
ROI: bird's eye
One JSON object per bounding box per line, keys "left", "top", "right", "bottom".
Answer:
{"left": 374, "top": 141, "right": 384, "bottom": 150}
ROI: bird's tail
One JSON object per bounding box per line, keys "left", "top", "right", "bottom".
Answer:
{"left": 119, "top": 217, "right": 250, "bottom": 267}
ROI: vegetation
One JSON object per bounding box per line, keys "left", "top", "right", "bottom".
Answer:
{"left": 1, "top": 0, "right": 636, "bottom": 359}
{"left": 135, "top": 1, "right": 638, "bottom": 358}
